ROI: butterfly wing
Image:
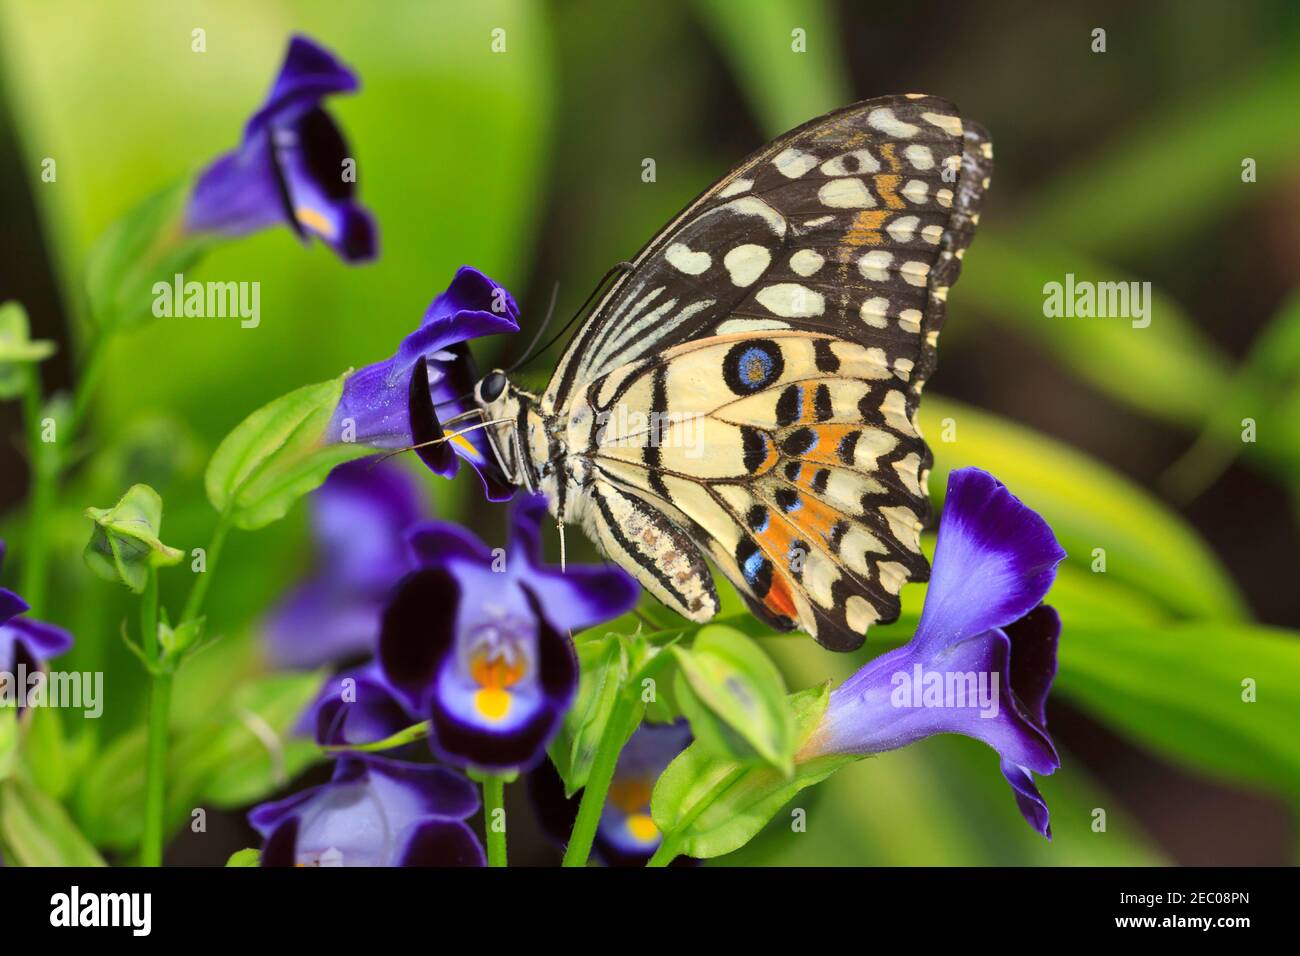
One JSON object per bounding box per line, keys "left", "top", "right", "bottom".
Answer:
{"left": 553, "top": 94, "right": 992, "bottom": 650}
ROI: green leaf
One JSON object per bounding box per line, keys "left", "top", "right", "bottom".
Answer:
{"left": 0, "top": 776, "right": 106, "bottom": 866}
{"left": 0, "top": 711, "right": 16, "bottom": 783}
{"left": 1163, "top": 289, "right": 1300, "bottom": 498}
{"left": 205, "top": 374, "right": 376, "bottom": 530}
{"left": 21, "top": 706, "right": 72, "bottom": 800}
{"left": 1057, "top": 621, "right": 1300, "bottom": 794}
{"left": 226, "top": 847, "right": 261, "bottom": 867}
{"left": 74, "top": 671, "right": 324, "bottom": 850}
{"left": 0, "top": 301, "right": 55, "bottom": 399}
{"left": 692, "top": 0, "right": 849, "bottom": 136}
{"left": 83, "top": 483, "right": 184, "bottom": 592}
{"left": 921, "top": 395, "right": 1247, "bottom": 620}
{"left": 84, "top": 179, "right": 213, "bottom": 332}
{"left": 671, "top": 625, "right": 794, "bottom": 772}
{"left": 1022, "top": 51, "right": 1300, "bottom": 258}
{"left": 172, "top": 671, "right": 325, "bottom": 809}
{"left": 652, "top": 683, "right": 853, "bottom": 859}
{"left": 550, "top": 633, "right": 630, "bottom": 796}
{"left": 958, "top": 235, "right": 1230, "bottom": 428}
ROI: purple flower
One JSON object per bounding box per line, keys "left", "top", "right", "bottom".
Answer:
{"left": 528, "top": 722, "right": 693, "bottom": 866}
{"left": 798, "top": 467, "right": 1066, "bottom": 838}
{"left": 186, "top": 35, "right": 377, "bottom": 262}
{"left": 597, "top": 721, "right": 693, "bottom": 864}
{"left": 263, "top": 460, "right": 426, "bottom": 669}
{"left": 378, "top": 494, "right": 640, "bottom": 773}
{"left": 0, "top": 541, "right": 74, "bottom": 700}
{"left": 328, "top": 267, "right": 519, "bottom": 501}
{"left": 250, "top": 754, "right": 483, "bottom": 867}
{"left": 298, "top": 663, "right": 418, "bottom": 748}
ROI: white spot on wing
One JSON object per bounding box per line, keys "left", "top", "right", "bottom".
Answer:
{"left": 820, "top": 150, "right": 880, "bottom": 176}
{"left": 664, "top": 242, "right": 711, "bottom": 275}
{"left": 716, "top": 318, "right": 790, "bottom": 334}
{"left": 723, "top": 243, "right": 772, "bottom": 287}
{"left": 718, "top": 178, "right": 754, "bottom": 198}
{"left": 900, "top": 260, "right": 930, "bottom": 286}
{"left": 859, "top": 297, "right": 890, "bottom": 328}
{"left": 755, "top": 283, "right": 825, "bottom": 318}
{"left": 772, "top": 147, "right": 818, "bottom": 178}
{"left": 904, "top": 144, "right": 934, "bottom": 170}
{"left": 818, "top": 178, "right": 874, "bottom": 208}
{"left": 867, "top": 107, "right": 919, "bottom": 137}
{"left": 789, "top": 249, "right": 824, "bottom": 276}
{"left": 858, "top": 250, "right": 893, "bottom": 282}
{"left": 886, "top": 215, "right": 920, "bottom": 242}
{"left": 921, "top": 112, "right": 963, "bottom": 137}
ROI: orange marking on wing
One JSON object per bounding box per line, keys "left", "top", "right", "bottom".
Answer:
{"left": 764, "top": 571, "right": 798, "bottom": 621}
{"left": 785, "top": 493, "right": 844, "bottom": 545}
{"left": 878, "top": 143, "right": 903, "bottom": 173}
{"left": 873, "top": 174, "right": 906, "bottom": 210}
{"left": 845, "top": 209, "right": 888, "bottom": 247}
{"left": 794, "top": 424, "right": 860, "bottom": 467}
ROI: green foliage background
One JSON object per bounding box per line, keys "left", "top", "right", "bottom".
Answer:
{"left": 1, "top": 0, "right": 1298, "bottom": 865}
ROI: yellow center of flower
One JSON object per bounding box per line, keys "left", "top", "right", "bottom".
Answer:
{"left": 608, "top": 776, "right": 659, "bottom": 844}
{"left": 470, "top": 650, "right": 525, "bottom": 723}
{"left": 625, "top": 813, "right": 659, "bottom": 844}
{"left": 295, "top": 205, "right": 336, "bottom": 239}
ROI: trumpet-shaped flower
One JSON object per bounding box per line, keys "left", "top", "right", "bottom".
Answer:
{"left": 250, "top": 754, "right": 482, "bottom": 867}
{"left": 378, "top": 495, "right": 639, "bottom": 772}
{"left": 264, "top": 459, "right": 425, "bottom": 669}
{"left": 327, "top": 267, "right": 519, "bottom": 500}
{"left": 186, "top": 35, "right": 377, "bottom": 262}
{"left": 798, "top": 467, "right": 1066, "bottom": 837}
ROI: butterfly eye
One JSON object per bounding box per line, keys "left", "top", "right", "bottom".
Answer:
{"left": 478, "top": 370, "right": 508, "bottom": 404}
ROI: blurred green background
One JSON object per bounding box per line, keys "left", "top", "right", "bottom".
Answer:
{"left": 1, "top": 0, "right": 1299, "bottom": 865}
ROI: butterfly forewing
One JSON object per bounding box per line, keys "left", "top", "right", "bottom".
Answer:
{"left": 546, "top": 94, "right": 992, "bottom": 650}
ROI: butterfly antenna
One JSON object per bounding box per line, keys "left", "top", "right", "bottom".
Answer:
{"left": 557, "top": 519, "right": 567, "bottom": 573}
{"left": 507, "top": 280, "right": 560, "bottom": 373}
{"left": 511, "top": 261, "right": 634, "bottom": 373}
{"left": 370, "top": 417, "right": 514, "bottom": 466}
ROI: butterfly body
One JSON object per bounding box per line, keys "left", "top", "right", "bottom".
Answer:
{"left": 473, "top": 94, "right": 992, "bottom": 651}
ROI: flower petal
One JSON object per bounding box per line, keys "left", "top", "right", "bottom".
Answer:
{"left": 1, "top": 616, "right": 74, "bottom": 663}
{"left": 378, "top": 567, "right": 460, "bottom": 711}
{"left": 509, "top": 495, "right": 639, "bottom": 631}
{"left": 301, "top": 665, "right": 416, "bottom": 747}
{"left": 262, "top": 579, "right": 385, "bottom": 669}
{"left": 0, "top": 587, "right": 28, "bottom": 628}
{"left": 273, "top": 107, "right": 376, "bottom": 262}
{"left": 811, "top": 625, "right": 1058, "bottom": 774}
{"left": 911, "top": 467, "right": 1066, "bottom": 657}
{"left": 247, "top": 35, "right": 358, "bottom": 134}
{"left": 396, "top": 819, "right": 486, "bottom": 866}
{"left": 427, "top": 584, "right": 578, "bottom": 772}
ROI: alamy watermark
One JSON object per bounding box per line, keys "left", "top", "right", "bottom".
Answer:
{"left": 152, "top": 272, "right": 260, "bottom": 328}
{"left": 1042, "top": 273, "right": 1151, "bottom": 329}
{"left": 596, "top": 406, "right": 706, "bottom": 459}
{"left": 0, "top": 666, "right": 103, "bottom": 718}
{"left": 891, "top": 663, "right": 1000, "bottom": 717}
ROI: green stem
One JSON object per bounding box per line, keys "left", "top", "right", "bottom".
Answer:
{"left": 645, "top": 765, "right": 747, "bottom": 868}
{"left": 139, "top": 566, "right": 170, "bottom": 867}
{"left": 482, "top": 776, "right": 507, "bottom": 867}
{"left": 19, "top": 364, "right": 56, "bottom": 612}
{"left": 18, "top": 330, "right": 110, "bottom": 613}
{"left": 561, "top": 689, "right": 644, "bottom": 868}
{"left": 180, "top": 510, "right": 232, "bottom": 625}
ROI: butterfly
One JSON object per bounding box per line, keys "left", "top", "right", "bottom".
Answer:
{"left": 429, "top": 94, "right": 991, "bottom": 651}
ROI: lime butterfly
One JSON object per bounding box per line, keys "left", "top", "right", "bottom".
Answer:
{"left": 455, "top": 94, "right": 991, "bottom": 651}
